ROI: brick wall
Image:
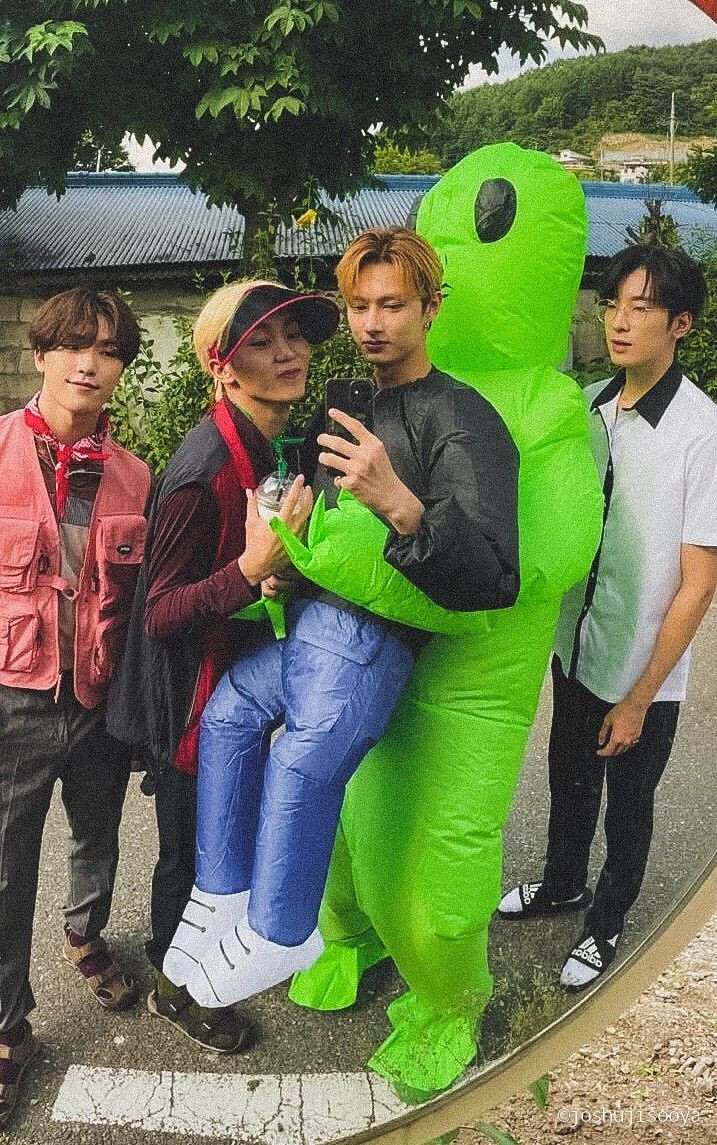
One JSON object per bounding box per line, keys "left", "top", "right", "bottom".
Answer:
{"left": 0, "top": 295, "right": 42, "bottom": 413}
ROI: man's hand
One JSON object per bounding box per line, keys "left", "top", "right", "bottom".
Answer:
{"left": 596, "top": 696, "right": 648, "bottom": 757}
{"left": 317, "top": 408, "right": 424, "bottom": 536}
{"left": 238, "top": 476, "right": 312, "bottom": 586}
{"left": 261, "top": 571, "right": 299, "bottom": 599}
{"left": 596, "top": 544, "right": 717, "bottom": 759}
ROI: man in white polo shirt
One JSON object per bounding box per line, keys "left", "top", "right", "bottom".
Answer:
{"left": 499, "top": 244, "right": 717, "bottom": 988}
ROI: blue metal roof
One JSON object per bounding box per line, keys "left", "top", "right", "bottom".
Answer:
{"left": 0, "top": 172, "right": 714, "bottom": 275}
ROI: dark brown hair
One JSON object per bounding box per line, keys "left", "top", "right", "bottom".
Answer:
{"left": 28, "top": 287, "right": 141, "bottom": 366}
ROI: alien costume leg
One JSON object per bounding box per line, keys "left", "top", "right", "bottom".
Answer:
{"left": 180, "top": 599, "right": 415, "bottom": 1008}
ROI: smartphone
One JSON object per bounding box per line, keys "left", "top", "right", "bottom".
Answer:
{"left": 325, "top": 377, "right": 374, "bottom": 440}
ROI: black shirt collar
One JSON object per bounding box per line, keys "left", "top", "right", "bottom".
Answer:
{"left": 591, "top": 360, "right": 682, "bottom": 428}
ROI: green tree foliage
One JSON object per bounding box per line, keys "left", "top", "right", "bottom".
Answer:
{"left": 626, "top": 200, "right": 680, "bottom": 248}
{"left": 686, "top": 146, "right": 717, "bottom": 205}
{"left": 682, "top": 235, "right": 717, "bottom": 400}
{"left": 372, "top": 139, "right": 444, "bottom": 175}
{"left": 435, "top": 40, "right": 717, "bottom": 166}
{"left": 0, "top": 1, "right": 601, "bottom": 220}
{"left": 72, "top": 130, "right": 134, "bottom": 172}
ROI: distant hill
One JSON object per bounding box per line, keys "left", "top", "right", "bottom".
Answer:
{"left": 435, "top": 40, "right": 717, "bottom": 167}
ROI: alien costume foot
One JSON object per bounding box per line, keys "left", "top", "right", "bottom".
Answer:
{"left": 368, "top": 991, "right": 479, "bottom": 1102}
{"left": 187, "top": 921, "right": 324, "bottom": 1007}
{"left": 163, "top": 888, "right": 249, "bottom": 987}
{"left": 289, "top": 930, "right": 388, "bottom": 1010}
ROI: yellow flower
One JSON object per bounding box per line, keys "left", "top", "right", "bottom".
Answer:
{"left": 296, "top": 208, "right": 318, "bottom": 228}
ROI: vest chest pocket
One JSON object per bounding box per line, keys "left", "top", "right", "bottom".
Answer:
{"left": 0, "top": 611, "right": 40, "bottom": 672}
{"left": 94, "top": 515, "right": 147, "bottom": 608}
{"left": 0, "top": 518, "right": 41, "bottom": 593}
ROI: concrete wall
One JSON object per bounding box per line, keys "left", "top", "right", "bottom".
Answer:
{"left": 0, "top": 294, "right": 45, "bottom": 412}
{"left": 0, "top": 281, "right": 607, "bottom": 415}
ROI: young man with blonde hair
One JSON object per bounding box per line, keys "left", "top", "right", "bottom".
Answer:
{"left": 170, "top": 227, "right": 521, "bottom": 1011}
{"left": 109, "top": 278, "right": 340, "bottom": 1050}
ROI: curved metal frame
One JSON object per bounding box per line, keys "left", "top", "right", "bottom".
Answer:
{"left": 333, "top": 853, "right": 717, "bottom": 1145}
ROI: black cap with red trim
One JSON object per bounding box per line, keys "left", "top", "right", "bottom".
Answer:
{"left": 213, "top": 284, "right": 341, "bottom": 367}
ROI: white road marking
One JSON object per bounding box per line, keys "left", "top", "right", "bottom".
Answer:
{"left": 51, "top": 1066, "right": 407, "bottom": 1141}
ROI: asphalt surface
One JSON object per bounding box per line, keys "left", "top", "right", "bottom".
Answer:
{"left": 5, "top": 603, "right": 716, "bottom": 1145}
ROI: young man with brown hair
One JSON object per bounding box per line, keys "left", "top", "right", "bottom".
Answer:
{"left": 0, "top": 287, "right": 151, "bottom": 1125}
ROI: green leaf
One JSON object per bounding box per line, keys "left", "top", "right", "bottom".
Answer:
{"left": 475, "top": 1124, "right": 521, "bottom": 1145}
{"left": 529, "top": 1074, "right": 551, "bottom": 1112}
{"left": 196, "top": 86, "right": 253, "bottom": 120}
{"left": 266, "top": 95, "right": 304, "bottom": 120}
{"left": 184, "top": 41, "right": 219, "bottom": 66}
{"left": 265, "top": 6, "right": 292, "bottom": 32}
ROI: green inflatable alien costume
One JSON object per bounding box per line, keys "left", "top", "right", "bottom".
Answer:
{"left": 282, "top": 144, "right": 604, "bottom": 1096}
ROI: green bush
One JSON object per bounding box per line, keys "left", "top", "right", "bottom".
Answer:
{"left": 682, "top": 237, "right": 717, "bottom": 399}
{"left": 107, "top": 315, "right": 214, "bottom": 475}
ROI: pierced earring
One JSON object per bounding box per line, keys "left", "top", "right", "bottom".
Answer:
{"left": 423, "top": 320, "right": 432, "bottom": 331}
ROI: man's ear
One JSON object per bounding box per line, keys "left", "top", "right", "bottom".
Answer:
{"left": 425, "top": 292, "right": 442, "bottom": 322}
{"left": 671, "top": 311, "right": 692, "bottom": 340}
{"left": 33, "top": 349, "right": 45, "bottom": 373}
{"left": 211, "top": 360, "right": 238, "bottom": 402}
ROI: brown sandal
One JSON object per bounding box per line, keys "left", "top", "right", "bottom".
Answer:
{"left": 62, "top": 933, "right": 136, "bottom": 1011}
{"left": 0, "top": 1024, "right": 38, "bottom": 1127}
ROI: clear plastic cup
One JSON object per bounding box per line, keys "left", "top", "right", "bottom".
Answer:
{"left": 255, "top": 470, "right": 295, "bottom": 521}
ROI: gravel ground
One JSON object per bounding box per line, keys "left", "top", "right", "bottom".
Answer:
{"left": 457, "top": 913, "right": 717, "bottom": 1145}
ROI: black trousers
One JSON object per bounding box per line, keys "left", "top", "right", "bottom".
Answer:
{"left": 145, "top": 766, "right": 197, "bottom": 973}
{"left": 0, "top": 675, "right": 130, "bottom": 1031}
{"left": 542, "top": 657, "right": 680, "bottom": 940}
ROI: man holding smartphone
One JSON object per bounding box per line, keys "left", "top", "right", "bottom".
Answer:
{"left": 168, "top": 227, "right": 522, "bottom": 1010}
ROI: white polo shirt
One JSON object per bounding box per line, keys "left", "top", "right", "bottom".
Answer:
{"left": 554, "top": 363, "right": 717, "bottom": 703}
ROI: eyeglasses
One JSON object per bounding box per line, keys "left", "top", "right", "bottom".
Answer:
{"left": 597, "top": 299, "right": 665, "bottom": 323}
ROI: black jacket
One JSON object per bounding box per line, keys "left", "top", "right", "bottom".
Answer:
{"left": 303, "top": 368, "right": 520, "bottom": 612}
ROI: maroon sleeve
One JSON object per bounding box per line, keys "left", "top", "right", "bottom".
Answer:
{"left": 144, "top": 485, "right": 257, "bottom": 640}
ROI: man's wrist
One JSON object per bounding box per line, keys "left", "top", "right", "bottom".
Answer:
{"left": 237, "top": 553, "right": 261, "bottom": 586}
{"left": 623, "top": 686, "right": 653, "bottom": 713}
{"left": 385, "top": 486, "right": 424, "bottom": 536}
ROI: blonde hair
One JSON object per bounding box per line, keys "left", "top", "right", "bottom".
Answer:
{"left": 336, "top": 227, "right": 443, "bottom": 309}
{"left": 193, "top": 279, "right": 283, "bottom": 373}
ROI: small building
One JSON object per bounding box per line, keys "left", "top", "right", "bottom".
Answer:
{"left": 1, "top": 172, "right": 715, "bottom": 410}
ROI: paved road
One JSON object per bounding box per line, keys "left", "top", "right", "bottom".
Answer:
{"left": 6, "top": 605, "right": 716, "bottom": 1144}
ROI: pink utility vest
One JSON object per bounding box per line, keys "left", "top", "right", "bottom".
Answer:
{"left": 0, "top": 410, "right": 150, "bottom": 707}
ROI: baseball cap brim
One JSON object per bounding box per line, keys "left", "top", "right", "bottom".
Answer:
{"left": 218, "top": 285, "right": 340, "bottom": 364}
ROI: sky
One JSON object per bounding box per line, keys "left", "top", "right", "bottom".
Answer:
{"left": 464, "top": 0, "right": 716, "bottom": 87}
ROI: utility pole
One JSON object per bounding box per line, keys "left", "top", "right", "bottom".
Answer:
{"left": 668, "top": 91, "right": 676, "bottom": 185}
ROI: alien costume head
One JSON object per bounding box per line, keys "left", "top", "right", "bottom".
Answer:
{"left": 418, "top": 142, "right": 587, "bottom": 374}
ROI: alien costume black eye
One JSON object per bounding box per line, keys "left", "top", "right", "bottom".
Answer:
{"left": 474, "top": 179, "right": 517, "bottom": 243}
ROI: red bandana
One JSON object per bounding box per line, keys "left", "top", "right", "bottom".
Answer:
{"left": 23, "top": 393, "right": 110, "bottom": 519}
